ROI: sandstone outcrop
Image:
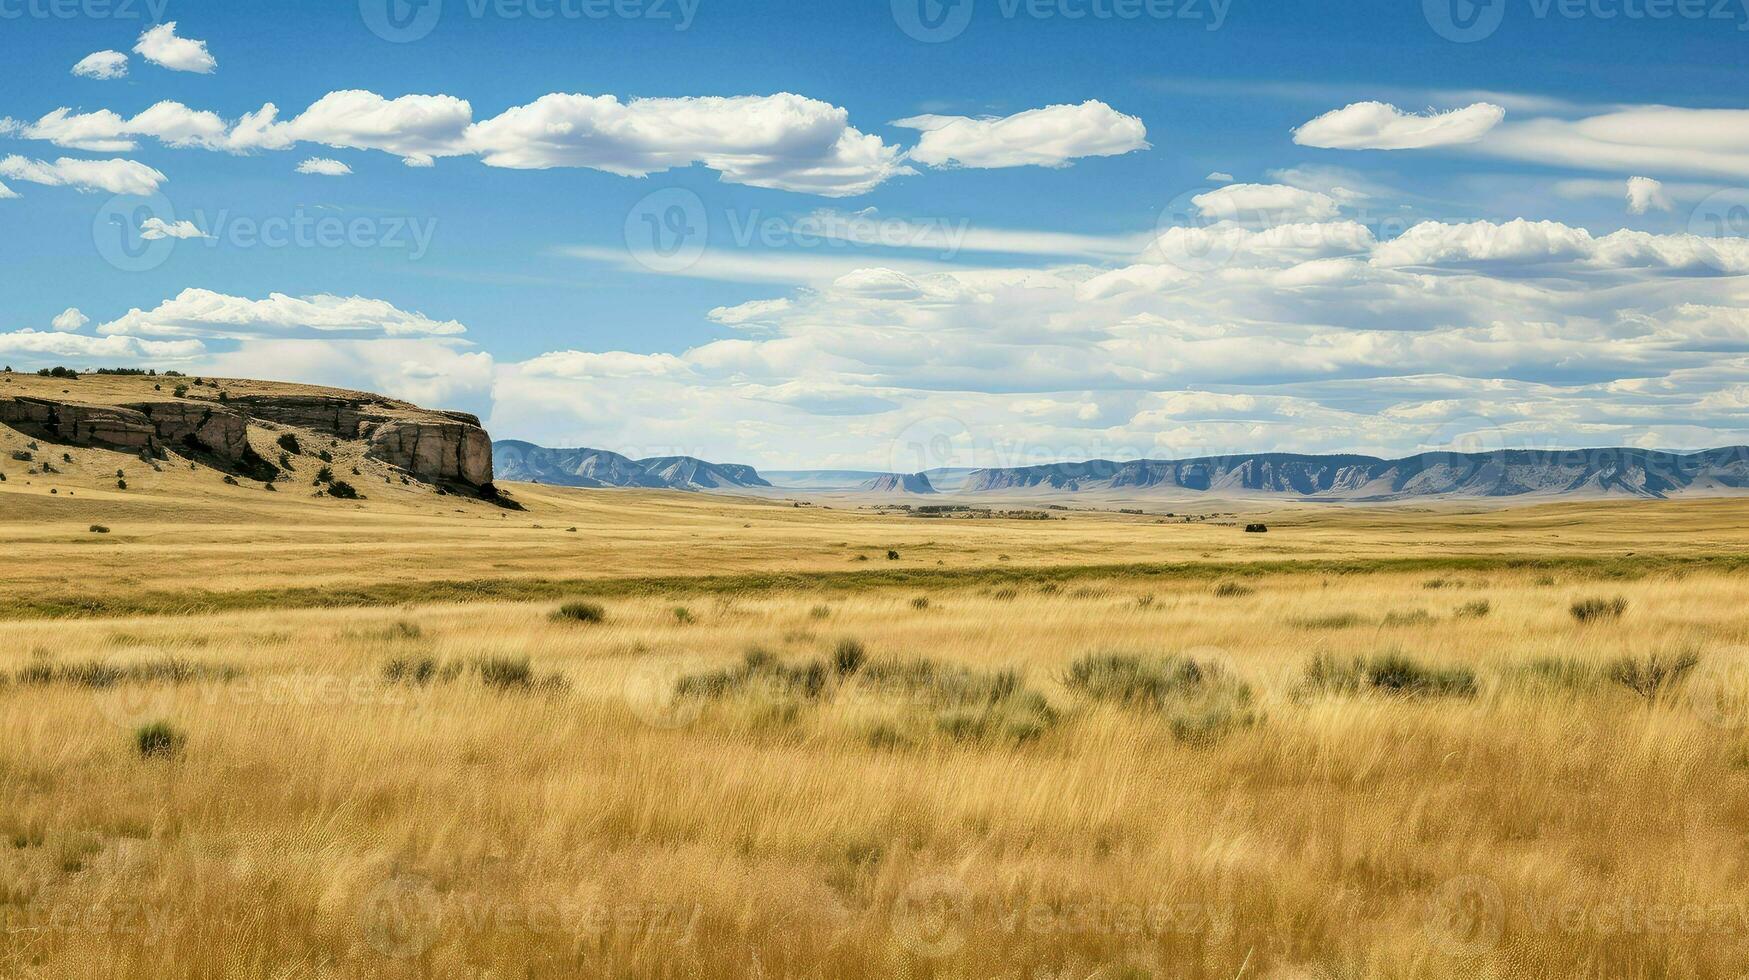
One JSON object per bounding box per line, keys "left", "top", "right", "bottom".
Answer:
{"left": 2, "top": 388, "right": 497, "bottom": 495}
{"left": 0, "top": 397, "right": 160, "bottom": 455}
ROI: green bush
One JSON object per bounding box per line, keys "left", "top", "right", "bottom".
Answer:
{"left": 326, "top": 481, "right": 359, "bottom": 499}
{"left": 134, "top": 721, "right": 185, "bottom": 759}
{"left": 552, "top": 601, "right": 605, "bottom": 624}
{"left": 1571, "top": 596, "right": 1628, "bottom": 623}
{"left": 833, "top": 639, "right": 867, "bottom": 676}
{"left": 277, "top": 433, "right": 302, "bottom": 455}
{"left": 1301, "top": 652, "right": 1477, "bottom": 699}
{"left": 1454, "top": 600, "right": 1492, "bottom": 619}
{"left": 1606, "top": 650, "right": 1699, "bottom": 702}
{"left": 1063, "top": 653, "right": 1208, "bottom": 708}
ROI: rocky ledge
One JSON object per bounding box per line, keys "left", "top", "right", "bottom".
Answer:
{"left": 0, "top": 391, "right": 498, "bottom": 496}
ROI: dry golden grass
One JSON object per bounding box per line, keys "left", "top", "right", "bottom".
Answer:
{"left": 5, "top": 461, "right": 1749, "bottom": 977}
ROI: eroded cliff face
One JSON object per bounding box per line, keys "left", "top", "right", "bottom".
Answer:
{"left": 1, "top": 390, "right": 497, "bottom": 494}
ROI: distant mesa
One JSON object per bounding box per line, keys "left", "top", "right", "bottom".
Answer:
{"left": 493, "top": 441, "right": 771, "bottom": 491}
{"left": 960, "top": 449, "right": 1749, "bottom": 500}
{"left": 857, "top": 472, "right": 937, "bottom": 494}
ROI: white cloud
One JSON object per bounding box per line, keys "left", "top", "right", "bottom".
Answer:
{"left": 1191, "top": 183, "right": 1342, "bottom": 224}
{"left": 0, "top": 155, "right": 166, "bottom": 195}
{"left": 133, "top": 22, "right": 216, "bottom": 74}
{"left": 1293, "top": 101, "right": 1505, "bottom": 150}
{"left": 98, "top": 289, "right": 469, "bottom": 340}
{"left": 2, "top": 103, "right": 230, "bottom": 152}
{"left": 1205, "top": 171, "right": 1234, "bottom": 183}
{"left": 258, "top": 91, "right": 473, "bottom": 164}
{"left": 51, "top": 308, "right": 88, "bottom": 332}
{"left": 1480, "top": 106, "right": 1749, "bottom": 180}
{"left": 295, "top": 157, "right": 353, "bottom": 176}
{"left": 139, "top": 217, "right": 211, "bottom": 240}
{"left": 894, "top": 100, "right": 1148, "bottom": 169}
{"left": 0, "top": 329, "right": 202, "bottom": 361}
{"left": 50, "top": 308, "right": 88, "bottom": 334}
{"left": 466, "top": 92, "right": 910, "bottom": 196}
{"left": 1626, "top": 176, "right": 1672, "bottom": 215}
{"left": 71, "top": 50, "right": 128, "bottom": 80}
{"left": 0, "top": 180, "right": 15, "bottom": 200}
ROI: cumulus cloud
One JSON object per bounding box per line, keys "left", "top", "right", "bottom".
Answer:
{"left": 465, "top": 92, "right": 910, "bottom": 196}
{"left": 0, "top": 155, "right": 165, "bottom": 195}
{"left": 894, "top": 100, "right": 1148, "bottom": 169}
{"left": 1293, "top": 101, "right": 1505, "bottom": 149}
{"left": 1626, "top": 176, "right": 1672, "bottom": 215}
{"left": 1191, "top": 183, "right": 1342, "bottom": 224}
{"left": 51, "top": 308, "right": 88, "bottom": 332}
{"left": 1205, "top": 171, "right": 1234, "bottom": 183}
{"left": 98, "top": 289, "right": 469, "bottom": 340}
{"left": 0, "top": 329, "right": 202, "bottom": 361}
{"left": 71, "top": 50, "right": 128, "bottom": 80}
{"left": 3, "top": 89, "right": 914, "bottom": 195}
{"left": 2, "top": 103, "right": 230, "bottom": 152}
{"left": 295, "top": 157, "right": 353, "bottom": 176}
{"left": 0, "top": 180, "right": 13, "bottom": 200}
{"left": 133, "top": 22, "right": 216, "bottom": 74}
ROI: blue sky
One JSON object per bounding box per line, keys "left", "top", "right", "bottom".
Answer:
{"left": 4, "top": 0, "right": 1749, "bottom": 468}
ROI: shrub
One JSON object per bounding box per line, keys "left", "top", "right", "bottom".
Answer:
{"left": 326, "top": 481, "right": 359, "bottom": 499}
{"left": 277, "top": 433, "right": 302, "bottom": 455}
{"left": 1455, "top": 600, "right": 1492, "bottom": 619}
{"left": 1289, "top": 613, "right": 1366, "bottom": 630}
{"left": 316, "top": 450, "right": 334, "bottom": 463}
{"left": 382, "top": 656, "right": 442, "bottom": 686}
{"left": 676, "top": 649, "right": 830, "bottom": 702}
{"left": 9, "top": 450, "right": 30, "bottom": 462}
{"left": 115, "top": 479, "right": 127, "bottom": 491}
{"left": 473, "top": 656, "right": 534, "bottom": 690}
{"left": 1213, "top": 581, "right": 1254, "bottom": 597}
{"left": 672, "top": 606, "right": 695, "bottom": 624}
{"left": 172, "top": 385, "right": 188, "bottom": 398}
{"left": 314, "top": 465, "right": 334, "bottom": 485}
{"left": 1064, "top": 653, "right": 1208, "bottom": 708}
{"left": 1382, "top": 610, "right": 1436, "bottom": 627}
{"left": 887, "top": 550, "right": 900, "bottom": 561}
{"left": 833, "top": 639, "right": 867, "bottom": 676}
{"left": 809, "top": 605, "right": 831, "bottom": 620}
{"left": 134, "top": 722, "right": 185, "bottom": 759}
{"left": 1301, "top": 652, "right": 1477, "bottom": 699}
{"left": 89, "top": 525, "right": 109, "bottom": 534}
{"left": 552, "top": 600, "right": 606, "bottom": 624}
{"left": 1606, "top": 650, "right": 1699, "bottom": 702}
{"left": 1504, "top": 656, "right": 1598, "bottom": 691}
{"left": 910, "top": 596, "right": 930, "bottom": 610}
{"left": 1571, "top": 596, "right": 1628, "bottom": 623}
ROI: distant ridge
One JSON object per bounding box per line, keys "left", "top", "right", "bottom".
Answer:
{"left": 493, "top": 441, "right": 770, "bottom": 491}
{"left": 858, "top": 472, "right": 937, "bottom": 494}
{"left": 961, "top": 447, "right": 1749, "bottom": 500}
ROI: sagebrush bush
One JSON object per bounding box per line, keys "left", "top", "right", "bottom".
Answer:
{"left": 1382, "top": 609, "right": 1436, "bottom": 627}
{"left": 277, "top": 433, "right": 301, "bottom": 455}
{"left": 1301, "top": 652, "right": 1477, "bottom": 699}
{"left": 1063, "top": 653, "right": 1208, "bottom": 708}
{"left": 833, "top": 639, "right": 867, "bottom": 676}
{"left": 1455, "top": 599, "right": 1492, "bottom": 619}
{"left": 552, "top": 601, "right": 606, "bottom": 624}
{"left": 473, "top": 655, "right": 534, "bottom": 690}
{"left": 134, "top": 721, "right": 185, "bottom": 759}
{"left": 1606, "top": 650, "right": 1699, "bottom": 702}
{"left": 1571, "top": 596, "right": 1628, "bottom": 623}
{"left": 1213, "top": 581, "right": 1254, "bottom": 598}
{"left": 1289, "top": 613, "right": 1367, "bottom": 630}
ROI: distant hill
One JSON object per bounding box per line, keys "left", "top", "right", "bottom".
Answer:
{"left": 961, "top": 448, "right": 1749, "bottom": 500}
{"left": 857, "top": 472, "right": 937, "bottom": 494}
{"left": 493, "top": 441, "right": 771, "bottom": 491}
{"left": 765, "top": 467, "right": 976, "bottom": 491}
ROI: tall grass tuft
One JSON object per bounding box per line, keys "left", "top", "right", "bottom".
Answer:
{"left": 1301, "top": 652, "right": 1477, "bottom": 699}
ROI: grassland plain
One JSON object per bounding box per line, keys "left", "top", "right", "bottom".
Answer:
{"left": 6, "top": 442, "right": 1749, "bottom": 978}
